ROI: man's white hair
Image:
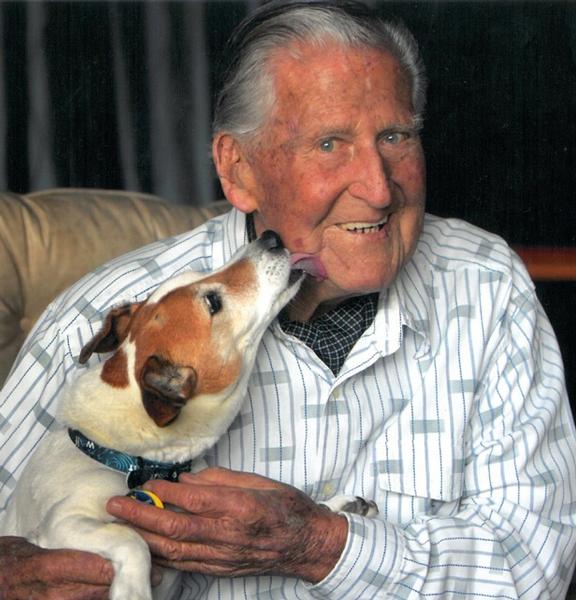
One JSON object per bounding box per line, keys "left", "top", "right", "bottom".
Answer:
{"left": 213, "top": 1, "right": 427, "bottom": 142}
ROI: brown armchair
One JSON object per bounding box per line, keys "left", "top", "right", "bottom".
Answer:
{"left": 0, "top": 188, "right": 229, "bottom": 387}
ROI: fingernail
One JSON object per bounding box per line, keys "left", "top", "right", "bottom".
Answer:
{"left": 107, "top": 499, "right": 122, "bottom": 513}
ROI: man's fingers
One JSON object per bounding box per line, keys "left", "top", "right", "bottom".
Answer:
{"left": 108, "top": 493, "right": 253, "bottom": 545}
{"left": 140, "top": 528, "right": 279, "bottom": 570}
{"left": 3, "top": 584, "right": 110, "bottom": 600}
{"left": 46, "top": 584, "right": 110, "bottom": 600}
{"left": 125, "top": 478, "right": 264, "bottom": 519}
{"left": 108, "top": 481, "right": 229, "bottom": 522}
{"left": 42, "top": 549, "right": 114, "bottom": 585}
{"left": 151, "top": 556, "right": 262, "bottom": 578}
{"left": 179, "top": 467, "right": 283, "bottom": 490}
{"left": 107, "top": 493, "right": 215, "bottom": 538}
{"left": 0, "top": 538, "right": 113, "bottom": 600}
{"left": 142, "top": 480, "right": 222, "bottom": 513}
{"left": 0, "top": 538, "right": 113, "bottom": 587}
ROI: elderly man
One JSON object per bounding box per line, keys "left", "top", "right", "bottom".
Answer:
{"left": 1, "top": 1, "right": 574, "bottom": 599}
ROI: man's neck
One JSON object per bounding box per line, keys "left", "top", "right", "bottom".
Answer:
{"left": 285, "top": 278, "right": 363, "bottom": 322}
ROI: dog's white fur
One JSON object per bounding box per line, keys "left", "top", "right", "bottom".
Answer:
{"left": 0, "top": 235, "right": 303, "bottom": 600}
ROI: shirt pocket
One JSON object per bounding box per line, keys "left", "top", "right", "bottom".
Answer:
{"left": 372, "top": 406, "right": 466, "bottom": 504}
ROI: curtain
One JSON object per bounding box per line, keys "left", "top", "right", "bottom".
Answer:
{"left": 0, "top": 0, "right": 575, "bottom": 234}
{"left": 0, "top": 0, "right": 239, "bottom": 205}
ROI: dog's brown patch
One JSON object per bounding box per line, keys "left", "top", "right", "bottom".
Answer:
{"left": 101, "top": 349, "right": 129, "bottom": 388}
{"left": 198, "top": 259, "right": 256, "bottom": 294}
{"left": 130, "top": 259, "right": 255, "bottom": 402}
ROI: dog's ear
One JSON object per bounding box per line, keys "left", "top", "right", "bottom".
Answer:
{"left": 79, "top": 303, "right": 141, "bottom": 364}
{"left": 140, "top": 355, "right": 197, "bottom": 427}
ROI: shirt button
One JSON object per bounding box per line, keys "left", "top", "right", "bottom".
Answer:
{"left": 332, "top": 389, "right": 341, "bottom": 400}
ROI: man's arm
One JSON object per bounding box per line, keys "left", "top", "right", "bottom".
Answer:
{"left": 0, "top": 302, "right": 67, "bottom": 510}
{"left": 107, "top": 275, "right": 576, "bottom": 599}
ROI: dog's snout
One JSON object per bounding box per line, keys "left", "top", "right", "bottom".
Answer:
{"left": 259, "top": 230, "right": 284, "bottom": 252}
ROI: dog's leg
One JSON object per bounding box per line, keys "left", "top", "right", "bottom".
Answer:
{"left": 35, "top": 515, "right": 154, "bottom": 600}
{"left": 320, "top": 495, "right": 379, "bottom": 518}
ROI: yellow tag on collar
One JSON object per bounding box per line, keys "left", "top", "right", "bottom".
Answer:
{"left": 126, "top": 489, "right": 165, "bottom": 509}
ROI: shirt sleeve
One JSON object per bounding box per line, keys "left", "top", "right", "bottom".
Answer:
{"left": 309, "top": 267, "right": 576, "bottom": 599}
{"left": 0, "top": 299, "right": 78, "bottom": 513}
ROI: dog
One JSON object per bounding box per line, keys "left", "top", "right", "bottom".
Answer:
{"left": 0, "top": 230, "right": 376, "bottom": 600}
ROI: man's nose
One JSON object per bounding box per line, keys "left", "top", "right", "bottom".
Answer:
{"left": 347, "top": 146, "right": 392, "bottom": 207}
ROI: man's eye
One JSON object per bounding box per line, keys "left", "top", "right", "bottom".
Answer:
{"left": 319, "top": 139, "right": 335, "bottom": 152}
{"left": 381, "top": 131, "right": 409, "bottom": 145}
{"left": 204, "top": 291, "right": 222, "bottom": 316}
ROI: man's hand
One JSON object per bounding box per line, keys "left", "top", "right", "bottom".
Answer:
{"left": 0, "top": 536, "right": 114, "bottom": 600}
{"left": 106, "top": 467, "right": 348, "bottom": 584}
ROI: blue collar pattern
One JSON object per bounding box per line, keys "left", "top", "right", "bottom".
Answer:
{"left": 68, "top": 428, "right": 193, "bottom": 488}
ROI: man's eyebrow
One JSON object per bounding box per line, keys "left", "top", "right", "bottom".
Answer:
{"left": 378, "top": 116, "right": 423, "bottom": 134}
{"left": 312, "top": 126, "right": 355, "bottom": 139}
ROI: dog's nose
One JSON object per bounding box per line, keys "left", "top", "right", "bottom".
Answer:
{"left": 259, "top": 230, "right": 284, "bottom": 251}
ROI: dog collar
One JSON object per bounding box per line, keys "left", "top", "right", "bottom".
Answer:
{"left": 68, "top": 428, "right": 193, "bottom": 488}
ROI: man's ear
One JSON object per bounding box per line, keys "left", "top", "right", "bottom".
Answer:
{"left": 212, "top": 133, "right": 259, "bottom": 213}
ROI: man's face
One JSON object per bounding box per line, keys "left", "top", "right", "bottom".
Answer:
{"left": 241, "top": 43, "right": 426, "bottom": 309}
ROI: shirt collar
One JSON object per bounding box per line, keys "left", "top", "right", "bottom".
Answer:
{"left": 372, "top": 256, "right": 435, "bottom": 360}
{"left": 279, "top": 294, "right": 378, "bottom": 375}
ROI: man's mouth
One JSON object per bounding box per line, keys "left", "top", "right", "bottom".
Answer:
{"left": 336, "top": 216, "right": 389, "bottom": 234}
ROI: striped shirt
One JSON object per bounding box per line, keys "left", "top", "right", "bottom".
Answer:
{"left": 1, "top": 208, "right": 575, "bottom": 599}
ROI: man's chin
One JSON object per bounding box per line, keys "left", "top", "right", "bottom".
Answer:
{"left": 306, "top": 271, "right": 386, "bottom": 301}
{"left": 322, "top": 254, "right": 401, "bottom": 295}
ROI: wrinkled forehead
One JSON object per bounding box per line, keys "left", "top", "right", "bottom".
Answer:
{"left": 146, "top": 259, "right": 257, "bottom": 305}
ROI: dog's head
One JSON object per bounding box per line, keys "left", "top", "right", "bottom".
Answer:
{"left": 78, "top": 231, "right": 303, "bottom": 428}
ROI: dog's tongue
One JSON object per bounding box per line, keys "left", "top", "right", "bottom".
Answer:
{"left": 290, "top": 253, "right": 327, "bottom": 280}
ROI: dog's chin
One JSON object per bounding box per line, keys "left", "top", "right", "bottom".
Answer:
{"left": 288, "top": 268, "right": 305, "bottom": 286}
{"left": 273, "top": 271, "right": 305, "bottom": 315}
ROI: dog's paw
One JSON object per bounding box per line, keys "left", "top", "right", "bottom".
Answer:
{"left": 320, "top": 494, "right": 379, "bottom": 517}
{"left": 110, "top": 569, "right": 153, "bottom": 600}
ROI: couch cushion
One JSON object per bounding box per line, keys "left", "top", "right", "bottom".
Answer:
{"left": 0, "top": 188, "right": 229, "bottom": 386}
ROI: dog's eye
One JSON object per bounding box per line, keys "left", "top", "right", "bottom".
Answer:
{"left": 204, "top": 291, "right": 222, "bottom": 316}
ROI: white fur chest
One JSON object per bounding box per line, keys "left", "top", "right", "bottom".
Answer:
{"left": 0, "top": 429, "right": 127, "bottom": 540}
